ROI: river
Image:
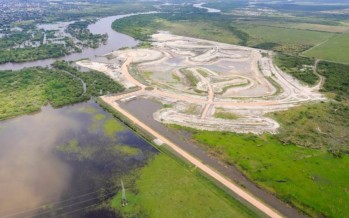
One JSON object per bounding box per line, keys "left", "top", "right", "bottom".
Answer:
{"left": 193, "top": 3, "right": 221, "bottom": 13}
{"left": 0, "top": 13, "right": 146, "bottom": 71}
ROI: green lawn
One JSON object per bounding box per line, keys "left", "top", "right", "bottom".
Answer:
{"left": 304, "top": 32, "right": 349, "bottom": 64}
{"left": 190, "top": 131, "right": 349, "bottom": 218}
{"left": 110, "top": 154, "right": 257, "bottom": 218}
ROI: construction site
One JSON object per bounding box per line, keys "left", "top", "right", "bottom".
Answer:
{"left": 77, "top": 32, "right": 325, "bottom": 134}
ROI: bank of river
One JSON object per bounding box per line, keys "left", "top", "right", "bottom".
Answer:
{"left": 193, "top": 3, "right": 221, "bottom": 13}
{"left": 0, "top": 100, "right": 157, "bottom": 217}
{"left": 0, "top": 13, "right": 151, "bottom": 71}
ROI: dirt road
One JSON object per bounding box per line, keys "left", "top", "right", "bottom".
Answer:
{"left": 101, "top": 96, "right": 283, "bottom": 218}
{"left": 311, "top": 59, "right": 325, "bottom": 91}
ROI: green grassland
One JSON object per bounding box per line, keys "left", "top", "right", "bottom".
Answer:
{"left": 110, "top": 153, "right": 257, "bottom": 218}
{"left": 304, "top": 32, "right": 349, "bottom": 64}
{"left": 271, "top": 102, "right": 349, "bottom": 154}
{"left": 234, "top": 20, "right": 349, "bottom": 33}
{"left": 113, "top": 13, "right": 338, "bottom": 54}
{"left": 112, "top": 13, "right": 244, "bottom": 45}
{"left": 157, "top": 19, "right": 240, "bottom": 45}
{"left": 0, "top": 62, "right": 124, "bottom": 120}
{"left": 189, "top": 130, "right": 349, "bottom": 218}
{"left": 234, "top": 24, "right": 334, "bottom": 54}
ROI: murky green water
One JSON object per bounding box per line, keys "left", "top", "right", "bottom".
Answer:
{"left": 0, "top": 100, "right": 156, "bottom": 218}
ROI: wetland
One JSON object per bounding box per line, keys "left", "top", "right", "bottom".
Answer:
{"left": 0, "top": 100, "right": 157, "bottom": 217}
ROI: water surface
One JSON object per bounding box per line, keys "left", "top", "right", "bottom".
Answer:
{"left": 0, "top": 100, "right": 156, "bottom": 218}
{"left": 0, "top": 14, "right": 139, "bottom": 71}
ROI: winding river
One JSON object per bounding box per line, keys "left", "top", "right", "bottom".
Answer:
{"left": 0, "top": 13, "right": 147, "bottom": 71}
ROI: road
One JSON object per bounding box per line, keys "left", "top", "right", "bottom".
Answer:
{"left": 311, "top": 59, "right": 325, "bottom": 91}
{"left": 62, "top": 70, "right": 87, "bottom": 95}
{"left": 101, "top": 96, "right": 283, "bottom": 218}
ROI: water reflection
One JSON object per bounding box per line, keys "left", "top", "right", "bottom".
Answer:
{"left": 0, "top": 14, "right": 139, "bottom": 71}
{"left": 0, "top": 107, "right": 76, "bottom": 217}
{"left": 0, "top": 101, "right": 156, "bottom": 217}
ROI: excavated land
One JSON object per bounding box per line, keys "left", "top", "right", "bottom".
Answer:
{"left": 77, "top": 32, "right": 325, "bottom": 134}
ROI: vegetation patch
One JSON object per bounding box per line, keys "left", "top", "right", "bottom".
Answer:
{"left": 274, "top": 54, "right": 318, "bottom": 85}
{"left": 53, "top": 61, "right": 124, "bottom": 96}
{"left": 183, "top": 104, "right": 201, "bottom": 115}
{"left": 66, "top": 19, "right": 107, "bottom": 49}
{"left": 188, "top": 130, "right": 349, "bottom": 218}
{"left": 57, "top": 139, "right": 97, "bottom": 161}
{"left": 0, "top": 61, "right": 124, "bottom": 120}
{"left": 304, "top": 32, "right": 349, "bottom": 64}
{"left": 181, "top": 69, "right": 199, "bottom": 87}
{"left": 112, "top": 13, "right": 245, "bottom": 45}
{"left": 112, "top": 13, "right": 337, "bottom": 55}
{"left": 110, "top": 154, "right": 257, "bottom": 218}
{"left": 197, "top": 69, "right": 209, "bottom": 77}
{"left": 233, "top": 23, "right": 334, "bottom": 54}
{"left": 94, "top": 113, "right": 106, "bottom": 121}
{"left": 317, "top": 61, "right": 349, "bottom": 101}
{"left": 0, "top": 68, "right": 85, "bottom": 120}
{"left": 104, "top": 118, "right": 125, "bottom": 138}
{"left": 109, "top": 145, "right": 141, "bottom": 156}
{"left": 214, "top": 108, "right": 240, "bottom": 120}
{"left": 271, "top": 102, "right": 349, "bottom": 154}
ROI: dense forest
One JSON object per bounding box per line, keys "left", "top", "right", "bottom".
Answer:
{"left": 0, "top": 62, "right": 124, "bottom": 120}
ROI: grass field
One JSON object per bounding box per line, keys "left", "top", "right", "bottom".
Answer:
{"left": 270, "top": 102, "right": 349, "bottom": 154}
{"left": 112, "top": 14, "right": 241, "bottom": 45}
{"left": 110, "top": 154, "right": 257, "bottom": 218}
{"left": 235, "top": 21, "right": 349, "bottom": 33}
{"left": 189, "top": 130, "right": 349, "bottom": 218}
{"left": 304, "top": 32, "right": 349, "bottom": 64}
{"left": 234, "top": 24, "right": 334, "bottom": 54}
{"left": 113, "top": 13, "right": 336, "bottom": 55}
{"left": 159, "top": 20, "right": 240, "bottom": 45}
